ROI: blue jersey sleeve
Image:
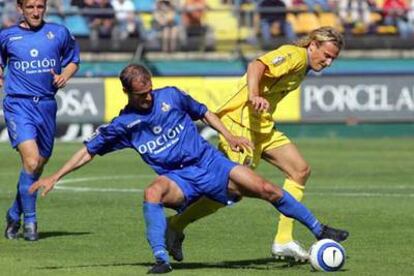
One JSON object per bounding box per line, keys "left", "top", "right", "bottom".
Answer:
{"left": 0, "top": 31, "right": 7, "bottom": 68}
{"left": 59, "top": 27, "right": 80, "bottom": 67}
{"left": 174, "top": 88, "right": 208, "bottom": 120}
{"left": 84, "top": 122, "right": 130, "bottom": 156}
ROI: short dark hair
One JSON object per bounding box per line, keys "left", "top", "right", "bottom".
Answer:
{"left": 119, "top": 64, "right": 152, "bottom": 93}
{"left": 17, "top": 0, "right": 47, "bottom": 6}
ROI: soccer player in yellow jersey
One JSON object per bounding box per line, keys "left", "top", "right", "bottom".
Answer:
{"left": 167, "top": 26, "right": 344, "bottom": 262}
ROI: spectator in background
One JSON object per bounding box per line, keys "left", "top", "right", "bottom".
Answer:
{"left": 302, "top": 0, "right": 331, "bottom": 11}
{"left": 71, "top": 0, "right": 90, "bottom": 8}
{"left": 182, "top": 0, "right": 207, "bottom": 29}
{"left": 152, "top": 0, "right": 179, "bottom": 52}
{"left": 256, "top": 0, "right": 296, "bottom": 45}
{"left": 181, "top": 0, "right": 211, "bottom": 49}
{"left": 47, "top": 0, "right": 65, "bottom": 19}
{"left": 1, "top": 0, "right": 21, "bottom": 27}
{"left": 111, "top": 0, "right": 145, "bottom": 40}
{"left": 88, "top": 0, "right": 116, "bottom": 47}
{"left": 407, "top": 0, "right": 414, "bottom": 34}
{"left": 339, "top": 0, "right": 375, "bottom": 34}
{"left": 382, "top": 0, "right": 413, "bottom": 38}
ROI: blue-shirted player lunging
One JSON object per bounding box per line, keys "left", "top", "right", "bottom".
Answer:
{"left": 30, "top": 64, "right": 348, "bottom": 274}
{"left": 0, "top": 0, "right": 80, "bottom": 241}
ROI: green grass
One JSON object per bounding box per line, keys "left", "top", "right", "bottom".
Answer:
{"left": 0, "top": 138, "right": 413, "bottom": 275}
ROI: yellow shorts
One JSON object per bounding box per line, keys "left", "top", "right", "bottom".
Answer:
{"left": 218, "top": 115, "right": 291, "bottom": 169}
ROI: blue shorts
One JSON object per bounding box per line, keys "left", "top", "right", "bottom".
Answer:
{"left": 3, "top": 95, "right": 57, "bottom": 158}
{"left": 164, "top": 150, "right": 238, "bottom": 211}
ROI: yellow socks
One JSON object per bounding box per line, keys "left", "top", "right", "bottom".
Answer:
{"left": 168, "top": 197, "right": 225, "bottom": 232}
{"left": 274, "top": 179, "right": 305, "bottom": 244}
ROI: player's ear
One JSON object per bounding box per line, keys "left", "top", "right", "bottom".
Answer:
{"left": 16, "top": 0, "right": 25, "bottom": 10}
{"left": 17, "top": 4, "right": 23, "bottom": 13}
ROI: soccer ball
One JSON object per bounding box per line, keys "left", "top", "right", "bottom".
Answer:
{"left": 309, "top": 239, "right": 346, "bottom": 272}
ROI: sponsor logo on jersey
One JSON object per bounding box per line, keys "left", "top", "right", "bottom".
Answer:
{"left": 12, "top": 48, "right": 57, "bottom": 74}
{"left": 138, "top": 124, "right": 184, "bottom": 154}
{"left": 152, "top": 126, "right": 162, "bottom": 134}
{"left": 127, "top": 119, "right": 142, "bottom": 128}
{"left": 9, "top": 36, "right": 23, "bottom": 41}
{"left": 272, "top": 56, "right": 285, "bottom": 65}
{"left": 30, "top": 49, "right": 39, "bottom": 58}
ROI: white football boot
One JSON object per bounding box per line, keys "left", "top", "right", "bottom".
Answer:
{"left": 272, "top": 241, "right": 309, "bottom": 262}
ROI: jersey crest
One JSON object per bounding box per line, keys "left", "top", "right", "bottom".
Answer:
{"left": 46, "top": 31, "right": 55, "bottom": 40}
{"left": 161, "top": 102, "right": 171, "bottom": 112}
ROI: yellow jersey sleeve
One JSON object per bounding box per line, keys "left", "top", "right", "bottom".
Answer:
{"left": 218, "top": 45, "right": 308, "bottom": 133}
{"left": 259, "top": 45, "right": 308, "bottom": 79}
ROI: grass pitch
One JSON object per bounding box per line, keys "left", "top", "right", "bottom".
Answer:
{"left": 0, "top": 138, "right": 413, "bottom": 275}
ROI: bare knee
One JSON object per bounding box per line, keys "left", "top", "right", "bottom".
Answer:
{"left": 291, "top": 164, "right": 311, "bottom": 186}
{"left": 22, "top": 156, "right": 42, "bottom": 174}
{"left": 260, "top": 180, "right": 284, "bottom": 202}
{"left": 144, "top": 176, "right": 169, "bottom": 202}
{"left": 144, "top": 185, "right": 163, "bottom": 202}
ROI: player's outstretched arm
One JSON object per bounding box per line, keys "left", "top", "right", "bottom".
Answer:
{"left": 202, "top": 111, "right": 253, "bottom": 152}
{"left": 29, "top": 146, "right": 94, "bottom": 197}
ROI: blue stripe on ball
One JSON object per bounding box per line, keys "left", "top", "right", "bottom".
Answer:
{"left": 317, "top": 242, "right": 345, "bottom": 272}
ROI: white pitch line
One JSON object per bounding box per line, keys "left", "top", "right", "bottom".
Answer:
{"left": 1, "top": 175, "right": 413, "bottom": 197}
{"left": 52, "top": 186, "right": 414, "bottom": 197}
{"left": 55, "top": 186, "right": 143, "bottom": 193}
{"left": 58, "top": 175, "right": 153, "bottom": 184}
{"left": 307, "top": 192, "right": 414, "bottom": 198}
{"left": 57, "top": 175, "right": 413, "bottom": 190}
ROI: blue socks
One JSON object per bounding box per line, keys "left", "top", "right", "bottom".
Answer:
{"left": 8, "top": 170, "right": 39, "bottom": 224}
{"left": 143, "top": 202, "right": 169, "bottom": 263}
{"left": 272, "top": 190, "right": 323, "bottom": 237}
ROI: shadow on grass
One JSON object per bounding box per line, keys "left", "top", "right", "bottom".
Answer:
{"left": 38, "top": 231, "right": 92, "bottom": 240}
{"left": 38, "top": 257, "right": 308, "bottom": 271}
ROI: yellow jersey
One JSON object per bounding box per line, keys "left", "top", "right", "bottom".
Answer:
{"left": 215, "top": 44, "right": 308, "bottom": 133}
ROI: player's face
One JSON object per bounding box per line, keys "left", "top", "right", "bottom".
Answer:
{"left": 18, "top": 0, "right": 46, "bottom": 28}
{"left": 128, "top": 78, "right": 153, "bottom": 110}
{"left": 308, "top": 41, "right": 340, "bottom": 72}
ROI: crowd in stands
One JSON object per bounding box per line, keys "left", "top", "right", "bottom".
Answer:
{"left": 2, "top": 0, "right": 414, "bottom": 51}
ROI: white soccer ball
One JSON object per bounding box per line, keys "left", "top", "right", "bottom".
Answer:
{"left": 309, "top": 239, "right": 346, "bottom": 272}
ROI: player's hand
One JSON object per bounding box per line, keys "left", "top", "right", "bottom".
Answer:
{"left": 227, "top": 135, "right": 254, "bottom": 153}
{"left": 249, "top": 95, "right": 270, "bottom": 112}
{"left": 0, "top": 78, "right": 3, "bottom": 89}
{"left": 51, "top": 69, "right": 68, "bottom": 88}
{"left": 29, "top": 176, "right": 58, "bottom": 197}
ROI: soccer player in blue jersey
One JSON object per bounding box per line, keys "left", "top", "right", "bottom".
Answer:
{"left": 0, "top": 0, "right": 80, "bottom": 241}
{"left": 29, "top": 64, "right": 348, "bottom": 274}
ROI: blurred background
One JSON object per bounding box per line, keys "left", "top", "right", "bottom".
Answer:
{"left": 1, "top": 0, "right": 414, "bottom": 141}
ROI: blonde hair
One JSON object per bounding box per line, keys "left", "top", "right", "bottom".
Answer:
{"left": 295, "top": 27, "right": 344, "bottom": 49}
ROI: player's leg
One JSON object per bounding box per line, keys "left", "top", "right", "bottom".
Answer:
{"left": 5, "top": 140, "right": 47, "bottom": 241}
{"left": 166, "top": 116, "right": 252, "bottom": 260}
{"left": 262, "top": 140, "right": 310, "bottom": 260}
{"left": 143, "top": 175, "right": 186, "bottom": 274}
{"left": 3, "top": 97, "right": 52, "bottom": 241}
{"left": 228, "top": 165, "right": 348, "bottom": 242}
{"left": 166, "top": 196, "right": 223, "bottom": 261}
{"left": 16, "top": 140, "right": 48, "bottom": 241}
